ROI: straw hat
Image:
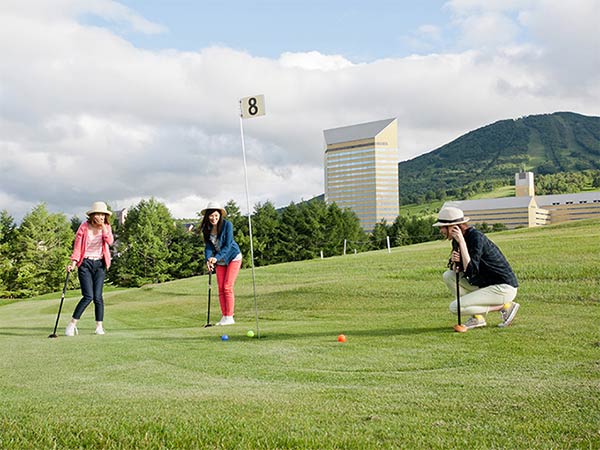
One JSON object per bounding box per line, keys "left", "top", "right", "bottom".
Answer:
{"left": 432, "top": 206, "right": 469, "bottom": 227}
{"left": 201, "top": 201, "right": 227, "bottom": 217}
{"left": 86, "top": 201, "right": 112, "bottom": 217}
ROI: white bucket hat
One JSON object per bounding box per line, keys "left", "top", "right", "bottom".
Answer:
{"left": 201, "top": 201, "right": 227, "bottom": 218}
{"left": 432, "top": 206, "right": 469, "bottom": 227}
{"left": 86, "top": 201, "right": 112, "bottom": 217}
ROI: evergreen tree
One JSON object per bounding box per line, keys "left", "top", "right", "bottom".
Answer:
{"left": 10, "top": 204, "right": 72, "bottom": 297}
{"left": 111, "top": 198, "right": 176, "bottom": 287}
{"left": 390, "top": 215, "right": 410, "bottom": 247}
{"left": 369, "top": 220, "right": 390, "bottom": 250}
{"left": 323, "top": 203, "right": 366, "bottom": 256}
{"left": 295, "top": 200, "right": 328, "bottom": 259}
{"left": 168, "top": 223, "right": 203, "bottom": 279}
{"left": 70, "top": 215, "right": 82, "bottom": 233}
{"left": 252, "top": 201, "right": 282, "bottom": 266}
{"left": 278, "top": 202, "right": 304, "bottom": 261}
{"left": 0, "top": 210, "right": 17, "bottom": 296}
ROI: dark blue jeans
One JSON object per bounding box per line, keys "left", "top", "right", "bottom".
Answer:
{"left": 72, "top": 258, "right": 106, "bottom": 321}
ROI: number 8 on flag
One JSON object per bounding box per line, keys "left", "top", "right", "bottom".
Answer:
{"left": 240, "top": 95, "right": 266, "bottom": 119}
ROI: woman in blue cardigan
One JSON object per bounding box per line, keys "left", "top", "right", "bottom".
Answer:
{"left": 200, "top": 202, "right": 242, "bottom": 326}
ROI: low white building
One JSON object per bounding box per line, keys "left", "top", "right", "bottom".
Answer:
{"left": 443, "top": 172, "right": 600, "bottom": 229}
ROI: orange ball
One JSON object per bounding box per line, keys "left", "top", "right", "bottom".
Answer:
{"left": 337, "top": 334, "right": 347, "bottom": 343}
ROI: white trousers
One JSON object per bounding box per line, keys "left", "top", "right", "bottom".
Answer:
{"left": 443, "top": 270, "right": 517, "bottom": 316}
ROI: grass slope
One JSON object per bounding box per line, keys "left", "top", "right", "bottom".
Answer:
{"left": 1, "top": 220, "right": 599, "bottom": 449}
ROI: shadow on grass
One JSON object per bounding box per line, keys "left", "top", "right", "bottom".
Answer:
{"left": 0, "top": 327, "right": 62, "bottom": 337}
{"left": 0, "top": 324, "right": 455, "bottom": 340}
{"left": 134, "top": 325, "right": 453, "bottom": 343}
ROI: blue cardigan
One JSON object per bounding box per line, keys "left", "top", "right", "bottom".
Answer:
{"left": 204, "top": 220, "right": 241, "bottom": 265}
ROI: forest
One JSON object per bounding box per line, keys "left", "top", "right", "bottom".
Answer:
{"left": 1, "top": 199, "right": 440, "bottom": 297}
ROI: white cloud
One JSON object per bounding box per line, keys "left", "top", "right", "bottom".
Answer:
{"left": 0, "top": 1, "right": 599, "bottom": 222}
{"left": 455, "top": 12, "right": 520, "bottom": 49}
{"left": 279, "top": 51, "right": 355, "bottom": 71}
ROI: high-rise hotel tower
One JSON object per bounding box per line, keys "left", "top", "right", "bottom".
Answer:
{"left": 324, "top": 118, "right": 399, "bottom": 232}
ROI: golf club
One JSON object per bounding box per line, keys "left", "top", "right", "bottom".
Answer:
{"left": 452, "top": 239, "right": 467, "bottom": 333}
{"left": 48, "top": 271, "right": 71, "bottom": 338}
{"left": 204, "top": 269, "right": 213, "bottom": 327}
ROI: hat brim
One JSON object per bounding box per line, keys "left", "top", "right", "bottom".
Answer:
{"left": 432, "top": 216, "right": 469, "bottom": 227}
{"left": 86, "top": 210, "right": 112, "bottom": 217}
{"left": 201, "top": 208, "right": 227, "bottom": 218}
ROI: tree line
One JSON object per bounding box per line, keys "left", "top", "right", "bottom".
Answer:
{"left": 403, "top": 169, "right": 600, "bottom": 205}
{"left": 0, "top": 199, "right": 446, "bottom": 298}
{"left": 4, "top": 164, "right": 598, "bottom": 298}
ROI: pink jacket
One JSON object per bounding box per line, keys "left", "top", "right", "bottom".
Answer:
{"left": 70, "top": 221, "right": 114, "bottom": 269}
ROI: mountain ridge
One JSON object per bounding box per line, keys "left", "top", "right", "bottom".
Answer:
{"left": 398, "top": 111, "right": 600, "bottom": 204}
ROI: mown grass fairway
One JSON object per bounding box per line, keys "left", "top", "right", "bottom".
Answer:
{"left": 1, "top": 220, "right": 599, "bottom": 449}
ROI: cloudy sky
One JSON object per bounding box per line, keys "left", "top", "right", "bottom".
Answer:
{"left": 1, "top": 0, "right": 599, "bottom": 221}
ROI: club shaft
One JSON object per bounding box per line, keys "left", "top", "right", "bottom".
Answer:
{"left": 455, "top": 269, "right": 461, "bottom": 325}
{"left": 50, "top": 271, "right": 70, "bottom": 336}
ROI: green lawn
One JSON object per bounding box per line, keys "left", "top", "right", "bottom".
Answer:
{"left": 1, "top": 220, "right": 599, "bottom": 449}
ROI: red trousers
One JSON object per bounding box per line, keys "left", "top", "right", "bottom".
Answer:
{"left": 215, "top": 260, "right": 241, "bottom": 316}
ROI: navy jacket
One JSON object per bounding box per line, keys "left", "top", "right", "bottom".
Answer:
{"left": 463, "top": 227, "right": 518, "bottom": 288}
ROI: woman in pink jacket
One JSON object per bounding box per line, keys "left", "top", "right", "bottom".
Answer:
{"left": 65, "top": 202, "right": 114, "bottom": 336}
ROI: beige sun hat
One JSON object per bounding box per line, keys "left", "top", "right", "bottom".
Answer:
{"left": 86, "top": 201, "right": 112, "bottom": 217}
{"left": 432, "top": 206, "right": 469, "bottom": 227}
{"left": 201, "top": 201, "right": 227, "bottom": 218}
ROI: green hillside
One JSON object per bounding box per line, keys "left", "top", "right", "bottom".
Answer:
{"left": 399, "top": 112, "right": 600, "bottom": 204}
{"left": 1, "top": 219, "right": 599, "bottom": 449}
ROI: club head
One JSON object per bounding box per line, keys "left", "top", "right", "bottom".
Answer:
{"left": 204, "top": 323, "right": 213, "bottom": 328}
{"left": 453, "top": 324, "right": 468, "bottom": 333}
{"left": 48, "top": 333, "right": 58, "bottom": 338}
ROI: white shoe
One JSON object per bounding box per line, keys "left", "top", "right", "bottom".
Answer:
{"left": 65, "top": 323, "right": 78, "bottom": 336}
{"left": 216, "top": 316, "right": 235, "bottom": 326}
{"left": 95, "top": 327, "right": 105, "bottom": 335}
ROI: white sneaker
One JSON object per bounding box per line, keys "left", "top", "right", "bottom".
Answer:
{"left": 65, "top": 323, "right": 78, "bottom": 336}
{"left": 95, "top": 327, "right": 105, "bottom": 335}
{"left": 216, "top": 316, "right": 235, "bottom": 326}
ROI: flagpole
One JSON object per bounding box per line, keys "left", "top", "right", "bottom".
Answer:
{"left": 239, "top": 110, "right": 260, "bottom": 339}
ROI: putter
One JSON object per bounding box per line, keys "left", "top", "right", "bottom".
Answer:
{"left": 452, "top": 240, "right": 467, "bottom": 333}
{"left": 204, "top": 269, "right": 213, "bottom": 327}
{"left": 48, "top": 271, "right": 71, "bottom": 338}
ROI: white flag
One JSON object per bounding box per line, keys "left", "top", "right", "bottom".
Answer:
{"left": 240, "top": 95, "right": 266, "bottom": 119}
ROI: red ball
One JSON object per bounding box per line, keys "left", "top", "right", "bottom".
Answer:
{"left": 337, "top": 334, "right": 347, "bottom": 343}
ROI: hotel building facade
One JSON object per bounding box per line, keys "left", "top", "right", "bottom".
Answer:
{"left": 324, "top": 118, "right": 399, "bottom": 232}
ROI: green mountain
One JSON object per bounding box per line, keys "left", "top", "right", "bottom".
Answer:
{"left": 398, "top": 112, "right": 600, "bottom": 204}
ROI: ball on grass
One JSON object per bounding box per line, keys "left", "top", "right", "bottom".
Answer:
{"left": 337, "top": 334, "right": 347, "bottom": 343}
{"left": 246, "top": 330, "right": 255, "bottom": 338}
{"left": 221, "top": 334, "right": 229, "bottom": 341}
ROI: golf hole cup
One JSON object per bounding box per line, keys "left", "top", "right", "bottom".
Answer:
{"left": 337, "top": 334, "right": 347, "bottom": 343}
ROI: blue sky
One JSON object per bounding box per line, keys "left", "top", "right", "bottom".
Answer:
{"left": 1, "top": 0, "right": 598, "bottom": 220}
{"left": 90, "top": 0, "right": 453, "bottom": 60}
